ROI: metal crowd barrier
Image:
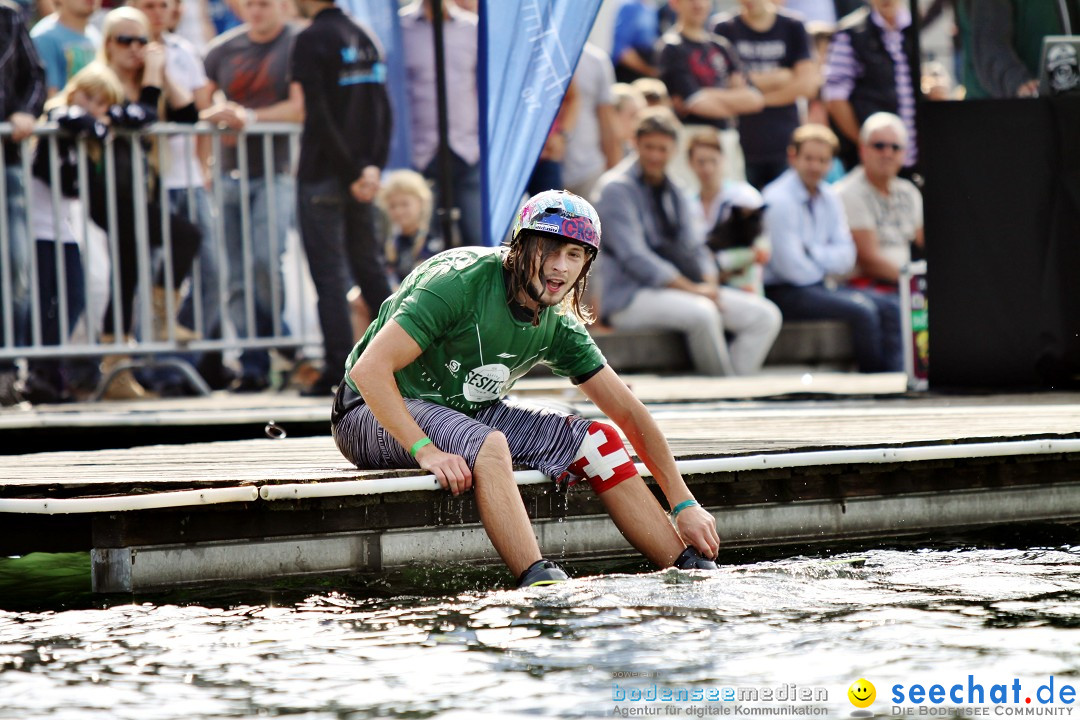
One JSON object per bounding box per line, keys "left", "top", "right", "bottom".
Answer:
{"left": 0, "top": 120, "right": 318, "bottom": 398}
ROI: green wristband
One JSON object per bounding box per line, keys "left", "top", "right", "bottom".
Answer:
{"left": 409, "top": 437, "right": 432, "bottom": 457}
{"left": 670, "top": 499, "right": 700, "bottom": 519}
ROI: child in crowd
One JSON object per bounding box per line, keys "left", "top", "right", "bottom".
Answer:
{"left": 378, "top": 170, "right": 442, "bottom": 289}
{"left": 22, "top": 63, "right": 132, "bottom": 402}
{"left": 348, "top": 170, "right": 442, "bottom": 342}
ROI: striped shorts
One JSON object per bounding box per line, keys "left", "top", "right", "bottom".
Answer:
{"left": 332, "top": 396, "right": 595, "bottom": 481}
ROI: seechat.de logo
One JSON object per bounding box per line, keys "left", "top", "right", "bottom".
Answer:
{"left": 848, "top": 678, "right": 876, "bottom": 717}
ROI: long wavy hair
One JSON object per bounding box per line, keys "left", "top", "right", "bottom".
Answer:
{"left": 503, "top": 231, "right": 595, "bottom": 327}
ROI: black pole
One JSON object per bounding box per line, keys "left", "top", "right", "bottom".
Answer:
{"left": 431, "top": 0, "right": 458, "bottom": 247}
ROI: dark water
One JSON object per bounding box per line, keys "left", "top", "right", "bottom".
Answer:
{"left": 3, "top": 530, "right": 1080, "bottom": 720}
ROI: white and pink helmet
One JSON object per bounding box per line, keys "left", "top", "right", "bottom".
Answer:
{"left": 511, "top": 190, "right": 602, "bottom": 256}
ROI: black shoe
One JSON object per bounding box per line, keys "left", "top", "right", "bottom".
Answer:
{"left": 231, "top": 374, "right": 270, "bottom": 393}
{"left": 673, "top": 546, "right": 718, "bottom": 570}
{"left": 299, "top": 376, "right": 338, "bottom": 397}
{"left": 0, "top": 371, "right": 20, "bottom": 406}
{"left": 17, "top": 372, "right": 62, "bottom": 405}
{"left": 517, "top": 559, "right": 569, "bottom": 587}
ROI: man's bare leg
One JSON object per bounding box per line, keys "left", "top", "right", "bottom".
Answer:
{"left": 598, "top": 476, "right": 685, "bottom": 567}
{"left": 473, "top": 431, "right": 542, "bottom": 577}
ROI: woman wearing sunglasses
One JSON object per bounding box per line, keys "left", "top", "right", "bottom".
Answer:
{"left": 85, "top": 7, "right": 203, "bottom": 398}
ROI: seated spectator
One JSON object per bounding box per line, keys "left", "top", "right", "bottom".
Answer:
{"left": 611, "top": 82, "right": 648, "bottom": 160}
{"left": 687, "top": 128, "right": 771, "bottom": 296}
{"left": 835, "top": 112, "right": 923, "bottom": 292}
{"left": 631, "top": 76, "right": 671, "bottom": 107}
{"left": 804, "top": 20, "right": 836, "bottom": 125}
{"left": 594, "top": 107, "right": 782, "bottom": 376}
{"left": 763, "top": 123, "right": 901, "bottom": 373}
{"left": 377, "top": 170, "right": 442, "bottom": 288}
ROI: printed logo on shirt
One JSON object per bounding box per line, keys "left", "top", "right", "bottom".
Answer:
{"left": 447, "top": 359, "right": 461, "bottom": 374}
{"left": 463, "top": 363, "right": 511, "bottom": 402}
{"left": 339, "top": 61, "right": 387, "bottom": 86}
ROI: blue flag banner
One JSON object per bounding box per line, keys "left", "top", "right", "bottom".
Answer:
{"left": 342, "top": 0, "right": 412, "bottom": 170}
{"left": 479, "top": 0, "right": 603, "bottom": 246}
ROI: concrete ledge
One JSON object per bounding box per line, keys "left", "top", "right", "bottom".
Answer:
{"left": 587, "top": 320, "right": 853, "bottom": 374}
{"left": 90, "top": 481, "right": 1080, "bottom": 592}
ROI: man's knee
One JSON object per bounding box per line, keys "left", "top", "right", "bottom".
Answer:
{"left": 565, "top": 421, "right": 638, "bottom": 494}
{"left": 477, "top": 430, "right": 512, "bottom": 466}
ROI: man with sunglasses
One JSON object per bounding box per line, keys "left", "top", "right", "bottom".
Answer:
{"left": 835, "top": 112, "right": 923, "bottom": 295}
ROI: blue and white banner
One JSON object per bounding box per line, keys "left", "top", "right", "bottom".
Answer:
{"left": 342, "top": 0, "right": 412, "bottom": 170}
{"left": 479, "top": 0, "right": 604, "bottom": 246}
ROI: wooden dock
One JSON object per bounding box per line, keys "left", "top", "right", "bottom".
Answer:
{"left": 3, "top": 372, "right": 1080, "bottom": 592}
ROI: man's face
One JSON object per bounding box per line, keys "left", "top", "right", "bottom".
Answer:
{"left": 738, "top": 0, "right": 768, "bottom": 15}
{"left": 789, "top": 139, "right": 834, "bottom": 190}
{"left": 292, "top": 0, "right": 316, "bottom": 19}
{"left": 528, "top": 240, "right": 589, "bottom": 308}
{"left": 671, "top": 0, "right": 712, "bottom": 27}
{"left": 871, "top": 0, "right": 904, "bottom": 26}
{"left": 635, "top": 131, "right": 676, "bottom": 181}
{"left": 384, "top": 191, "right": 424, "bottom": 233}
{"left": 132, "top": 0, "right": 173, "bottom": 37}
{"left": 241, "top": 0, "right": 283, "bottom": 33}
{"left": 57, "top": 0, "right": 99, "bottom": 20}
{"left": 859, "top": 126, "right": 904, "bottom": 181}
{"left": 689, "top": 144, "right": 723, "bottom": 188}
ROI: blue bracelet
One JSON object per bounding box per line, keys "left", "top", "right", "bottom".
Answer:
{"left": 670, "top": 499, "right": 700, "bottom": 519}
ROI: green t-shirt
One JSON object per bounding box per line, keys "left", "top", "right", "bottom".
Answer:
{"left": 343, "top": 246, "right": 606, "bottom": 417}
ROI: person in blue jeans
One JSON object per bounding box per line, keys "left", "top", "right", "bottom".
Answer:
{"left": 291, "top": 0, "right": 392, "bottom": 396}
{"left": 200, "top": 0, "right": 303, "bottom": 391}
{"left": 762, "top": 124, "right": 902, "bottom": 373}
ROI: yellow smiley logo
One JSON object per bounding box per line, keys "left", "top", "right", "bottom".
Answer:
{"left": 848, "top": 678, "right": 876, "bottom": 708}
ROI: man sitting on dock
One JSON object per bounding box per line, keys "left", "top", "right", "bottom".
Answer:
{"left": 330, "top": 190, "right": 720, "bottom": 587}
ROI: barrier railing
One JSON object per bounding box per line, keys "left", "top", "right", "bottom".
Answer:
{"left": 0, "top": 120, "right": 318, "bottom": 398}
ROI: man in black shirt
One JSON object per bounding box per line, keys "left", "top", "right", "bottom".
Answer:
{"left": 713, "top": 0, "right": 818, "bottom": 190}
{"left": 291, "top": 0, "right": 393, "bottom": 395}
{"left": 0, "top": 0, "right": 46, "bottom": 405}
{"left": 656, "top": 0, "right": 763, "bottom": 130}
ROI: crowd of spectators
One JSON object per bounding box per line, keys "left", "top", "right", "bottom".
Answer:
{"left": 0, "top": 0, "right": 1073, "bottom": 405}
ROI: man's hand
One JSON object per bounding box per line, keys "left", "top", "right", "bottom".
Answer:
{"left": 676, "top": 505, "right": 720, "bottom": 559}
{"left": 692, "top": 282, "right": 721, "bottom": 303}
{"left": 142, "top": 42, "right": 167, "bottom": 87}
{"left": 350, "top": 165, "right": 381, "bottom": 203}
{"left": 1017, "top": 79, "right": 1040, "bottom": 98}
{"left": 8, "top": 112, "right": 36, "bottom": 142}
{"left": 416, "top": 443, "right": 473, "bottom": 496}
{"left": 200, "top": 102, "right": 247, "bottom": 129}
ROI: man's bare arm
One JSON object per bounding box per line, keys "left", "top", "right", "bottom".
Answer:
{"left": 350, "top": 320, "right": 473, "bottom": 495}
{"left": 579, "top": 365, "right": 720, "bottom": 557}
